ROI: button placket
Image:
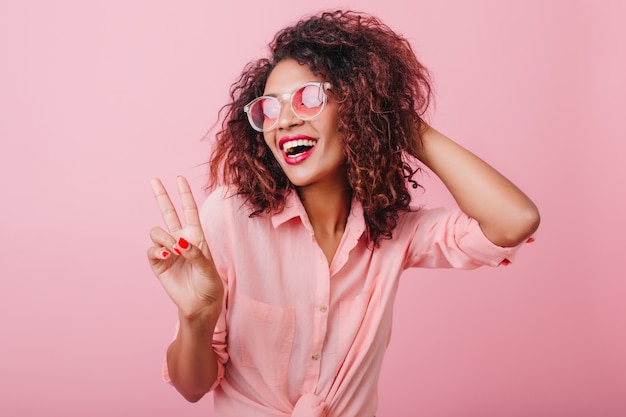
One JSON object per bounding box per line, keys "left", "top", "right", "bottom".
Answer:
{"left": 302, "top": 252, "right": 331, "bottom": 393}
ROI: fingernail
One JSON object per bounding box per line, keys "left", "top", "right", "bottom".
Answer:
{"left": 173, "top": 247, "right": 182, "bottom": 256}
{"left": 161, "top": 251, "right": 170, "bottom": 258}
{"left": 178, "top": 237, "right": 189, "bottom": 250}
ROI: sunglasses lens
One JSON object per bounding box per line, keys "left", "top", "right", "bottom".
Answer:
{"left": 248, "top": 98, "right": 280, "bottom": 131}
{"left": 292, "top": 84, "right": 326, "bottom": 119}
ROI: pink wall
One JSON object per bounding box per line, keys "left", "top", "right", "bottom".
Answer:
{"left": 1, "top": 0, "right": 624, "bottom": 416}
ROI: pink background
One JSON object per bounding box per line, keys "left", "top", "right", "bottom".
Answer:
{"left": 1, "top": 0, "right": 625, "bottom": 416}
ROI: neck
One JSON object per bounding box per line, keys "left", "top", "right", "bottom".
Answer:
{"left": 297, "top": 178, "right": 352, "bottom": 236}
{"left": 297, "top": 181, "right": 352, "bottom": 266}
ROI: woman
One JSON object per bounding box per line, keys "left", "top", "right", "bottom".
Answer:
{"left": 148, "top": 10, "right": 540, "bottom": 417}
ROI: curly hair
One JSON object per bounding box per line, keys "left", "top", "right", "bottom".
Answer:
{"left": 208, "top": 10, "right": 432, "bottom": 246}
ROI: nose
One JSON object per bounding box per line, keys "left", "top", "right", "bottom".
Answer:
{"left": 276, "top": 101, "right": 304, "bottom": 130}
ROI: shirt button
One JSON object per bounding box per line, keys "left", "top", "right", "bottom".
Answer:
{"left": 311, "top": 353, "right": 320, "bottom": 361}
{"left": 319, "top": 305, "right": 328, "bottom": 313}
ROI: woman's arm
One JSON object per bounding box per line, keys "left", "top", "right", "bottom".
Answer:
{"left": 166, "top": 307, "right": 221, "bottom": 402}
{"left": 148, "top": 177, "right": 225, "bottom": 402}
{"left": 416, "top": 125, "right": 540, "bottom": 247}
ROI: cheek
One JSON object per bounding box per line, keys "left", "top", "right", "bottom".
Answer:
{"left": 262, "top": 132, "right": 275, "bottom": 150}
{"left": 327, "top": 115, "right": 343, "bottom": 146}
{"left": 317, "top": 108, "right": 340, "bottom": 135}
{"left": 328, "top": 114, "right": 341, "bottom": 140}
{"left": 262, "top": 133, "right": 284, "bottom": 162}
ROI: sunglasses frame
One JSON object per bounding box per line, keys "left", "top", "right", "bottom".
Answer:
{"left": 243, "top": 81, "right": 332, "bottom": 132}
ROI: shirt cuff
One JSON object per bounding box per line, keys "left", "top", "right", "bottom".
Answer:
{"left": 458, "top": 218, "right": 534, "bottom": 267}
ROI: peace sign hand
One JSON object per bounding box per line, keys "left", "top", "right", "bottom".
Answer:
{"left": 147, "top": 176, "right": 224, "bottom": 319}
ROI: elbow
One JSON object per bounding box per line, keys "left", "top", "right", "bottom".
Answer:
{"left": 482, "top": 204, "right": 540, "bottom": 248}
{"left": 184, "top": 394, "right": 205, "bottom": 404}
{"left": 520, "top": 203, "right": 541, "bottom": 238}
{"left": 170, "top": 374, "right": 213, "bottom": 403}
{"left": 502, "top": 205, "right": 541, "bottom": 247}
{"left": 178, "top": 387, "right": 209, "bottom": 403}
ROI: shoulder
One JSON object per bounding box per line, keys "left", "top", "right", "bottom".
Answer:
{"left": 198, "top": 186, "right": 264, "bottom": 269}
{"left": 199, "top": 186, "right": 274, "bottom": 238}
{"left": 200, "top": 186, "right": 254, "bottom": 221}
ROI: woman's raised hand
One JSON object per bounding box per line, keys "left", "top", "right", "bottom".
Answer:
{"left": 147, "top": 176, "right": 224, "bottom": 319}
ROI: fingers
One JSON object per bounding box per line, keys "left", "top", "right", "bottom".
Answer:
{"left": 148, "top": 226, "right": 176, "bottom": 263}
{"left": 150, "top": 226, "right": 176, "bottom": 247}
{"left": 151, "top": 177, "right": 183, "bottom": 233}
{"left": 172, "top": 236, "right": 217, "bottom": 275}
{"left": 148, "top": 231, "right": 215, "bottom": 276}
{"left": 176, "top": 176, "right": 202, "bottom": 229}
{"left": 151, "top": 176, "right": 203, "bottom": 234}
{"left": 150, "top": 176, "right": 208, "bottom": 271}
{"left": 149, "top": 227, "right": 209, "bottom": 263}
{"left": 147, "top": 245, "right": 172, "bottom": 262}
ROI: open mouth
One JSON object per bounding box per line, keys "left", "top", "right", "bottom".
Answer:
{"left": 281, "top": 138, "right": 317, "bottom": 157}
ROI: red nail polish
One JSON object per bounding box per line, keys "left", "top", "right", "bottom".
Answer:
{"left": 173, "top": 248, "right": 182, "bottom": 256}
{"left": 161, "top": 251, "right": 170, "bottom": 258}
{"left": 178, "top": 237, "right": 189, "bottom": 250}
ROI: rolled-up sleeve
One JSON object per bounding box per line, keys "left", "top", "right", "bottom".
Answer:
{"left": 161, "top": 306, "right": 229, "bottom": 391}
{"left": 404, "top": 208, "right": 532, "bottom": 269}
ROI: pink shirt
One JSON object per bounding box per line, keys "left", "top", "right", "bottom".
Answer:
{"left": 164, "top": 186, "right": 527, "bottom": 417}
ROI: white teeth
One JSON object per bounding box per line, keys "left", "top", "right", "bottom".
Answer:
{"left": 282, "top": 139, "right": 317, "bottom": 156}
{"left": 282, "top": 139, "right": 317, "bottom": 150}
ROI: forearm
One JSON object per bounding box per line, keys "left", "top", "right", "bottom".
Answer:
{"left": 166, "top": 308, "right": 221, "bottom": 403}
{"left": 416, "top": 125, "right": 540, "bottom": 247}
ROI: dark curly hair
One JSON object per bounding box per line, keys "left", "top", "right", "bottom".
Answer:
{"left": 208, "top": 10, "right": 432, "bottom": 246}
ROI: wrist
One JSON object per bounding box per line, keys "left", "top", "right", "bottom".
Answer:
{"left": 178, "top": 303, "right": 221, "bottom": 331}
{"left": 414, "top": 123, "right": 437, "bottom": 165}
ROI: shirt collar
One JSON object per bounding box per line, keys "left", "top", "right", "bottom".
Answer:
{"left": 270, "top": 190, "right": 307, "bottom": 228}
{"left": 270, "top": 190, "right": 366, "bottom": 241}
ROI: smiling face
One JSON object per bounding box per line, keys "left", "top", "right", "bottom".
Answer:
{"left": 262, "top": 59, "right": 347, "bottom": 190}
